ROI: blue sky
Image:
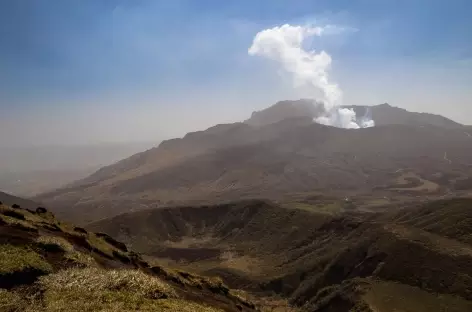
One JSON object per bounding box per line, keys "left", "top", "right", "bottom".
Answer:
{"left": 1, "top": 0, "right": 471, "bottom": 145}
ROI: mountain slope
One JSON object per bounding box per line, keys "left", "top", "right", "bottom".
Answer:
{"left": 347, "top": 103, "right": 464, "bottom": 129}
{"left": 87, "top": 198, "right": 472, "bottom": 311}
{"left": 36, "top": 100, "right": 471, "bottom": 224}
{"left": 0, "top": 202, "right": 260, "bottom": 312}
{"left": 0, "top": 191, "right": 39, "bottom": 209}
{"left": 37, "top": 119, "right": 472, "bottom": 224}
{"left": 245, "top": 99, "right": 323, "bottom": 126}
{"left": 245, "top": 100, "right": 463, "bottom": 129}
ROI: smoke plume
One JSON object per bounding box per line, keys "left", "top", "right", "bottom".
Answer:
{"left": 248, "top": 24, "right": 374, "bottom": 129}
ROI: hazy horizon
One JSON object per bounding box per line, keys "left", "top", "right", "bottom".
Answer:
{"left": 1, "top": 0, "right": 471, "bottom": 146}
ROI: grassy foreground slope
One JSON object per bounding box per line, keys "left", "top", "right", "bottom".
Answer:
{"left": 0, "top": 202, "right": 260, "bottom": 312}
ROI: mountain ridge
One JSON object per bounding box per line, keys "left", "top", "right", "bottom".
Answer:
{"left": 36, "top": 100, "right": 472, "bottom": 224}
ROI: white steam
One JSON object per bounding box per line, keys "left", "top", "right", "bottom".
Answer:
{"left": 248, "top": 24, "right": 374, "bottom": 129}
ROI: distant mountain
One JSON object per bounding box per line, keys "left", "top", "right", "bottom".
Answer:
{"left": 346, "top": 103, "right": 464, "bottom": 129}
{"left": 0, "top": 142, "right": 156, "bottom": 173}
{"left": 36, "top": 100, "right": 472, "bottom": 224}
{"left": 245, "top": 99, "right": 324, "bottom": 126}
{"left": 0, "top": 168, "right": 97, "bottom": 197}
{"left": 245, "top": 99, "right": 464, "bottom": 128}
{"left": 0, "top": 190, "right": 39, "bottom": 209}
{"left": 0, "top": 142, "right": 156, "bottom": 196}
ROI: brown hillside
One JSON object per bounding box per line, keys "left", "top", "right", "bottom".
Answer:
{"left": 245, "top": 99, "right": 324, "bottom": 127}
{"left": 0, "top": 202, "right": 262, "bottom": 311}
{"left": 0, "top": 191, "right": 39, "bottom": 209}
{"left": 88, "top": 198, "right": 472, "bottom": 311}
{"left": 37, "top": 118, "right": 472, "bottom": 224}
{"left": 346, "top": 103, "right": 463, "bottom": 129}
{"left": 246, "top": 100, "right": 463, "bottom": 129}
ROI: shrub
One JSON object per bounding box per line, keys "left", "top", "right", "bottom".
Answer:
{"left": 112, "top": 250, "right": 131, "bottom": 264}
{"left": 73, "top": 227, "right": 87, "bottom": 234}
{"left": 36, "top": 207, "right": 48, "bottom": 213}
{"left": 96, "top": 232, "right": 128, "bottom": 252}
{"left": 40, "top": 223, "right": 61, "bottom": 232}
{"left": 11, "top": 204, "right": 20, "bottom": 209}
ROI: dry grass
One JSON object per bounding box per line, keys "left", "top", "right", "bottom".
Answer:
{"left": 0, "top": 214, "right": 38, "bottom": 231}
{"left": 36, "top": 235, "right": 74, "bottom": 252}
{"left": 0, "top": 265, "right": 230, "bottom": 312}
{"left": 25, "top": 296, "right": 223, "bottom": 312}
{"left": 86, "top": 233, "right": 119, "bottom": 257}
{"left": 0, "top": 244, "right": 52, "bottom": 275}
{"left": 0, "top": 205, "right": 45, "bottom": 224}
{"left": 14, "top": 267, "right": 228, "bottom": 312}
{"left": 39, "top": 267, "right": 177, "bottom": 299}
{"left": 36, "top": 236, "right": 96, "bottom": 266}
{"left": 0, "top": 289, "right": 24, "bottom": 312}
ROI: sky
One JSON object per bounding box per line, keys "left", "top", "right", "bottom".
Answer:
{"left": 1, "top": 0, "right": 471, "bottom": 146}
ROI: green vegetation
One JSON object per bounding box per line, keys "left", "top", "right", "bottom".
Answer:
{"left": 0, "top": 244, "right": 52, "bottom": 275}
{"left": 0, "top": 203, "right": 258, "bottom": 312}
{"left": 86, "top": 233, "right": 122, "bottom": 257}
{"left": 0, "top": 214, "right": 38, "bottom": 232}
{"left": 36, "top": 235, "right": 74, "bottom": 252}
{"left": 36, "top": 236, "right": 96, "bottom": 267}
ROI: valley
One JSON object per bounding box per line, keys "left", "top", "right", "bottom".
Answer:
{"left": 87, "top": 198, "right": 472, "bottom": 311}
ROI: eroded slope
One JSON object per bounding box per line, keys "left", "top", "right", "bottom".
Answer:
{"left": 89, "top": 199, "right": 472, "bottom": 311}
